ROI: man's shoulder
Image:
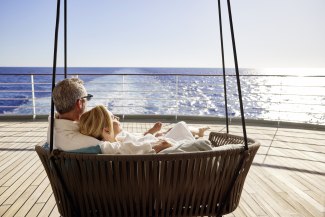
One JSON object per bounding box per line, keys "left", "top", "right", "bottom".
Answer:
{"left": 47, "top": 115, "right": 104, "bottom": 151}
{"left": 51, "top": 118, "right": 101, "bottom": 151}
{"left": 55, "top": 132, "right": 100, "bottom": 151}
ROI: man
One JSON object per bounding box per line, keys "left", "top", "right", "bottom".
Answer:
{"left": 47, "top": 78, "right": 171, "bottom": 153}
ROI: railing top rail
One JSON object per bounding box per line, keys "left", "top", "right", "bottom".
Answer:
{"left": 0, "top": 73, "right": 325, "bottom": 78}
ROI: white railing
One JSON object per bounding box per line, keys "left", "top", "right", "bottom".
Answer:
{"left": 0, "top": 73, "right": 324, "bottom": 125}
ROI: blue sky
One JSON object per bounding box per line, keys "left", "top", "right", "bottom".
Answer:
{"left": 0, "top": 0, "right": 324, "bottom": 68}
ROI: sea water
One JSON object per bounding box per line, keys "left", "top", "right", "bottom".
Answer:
{"left": 0, "top": 67, "right": 324, "bottom": 125}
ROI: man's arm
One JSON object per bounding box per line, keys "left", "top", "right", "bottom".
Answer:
{"left": 152, "top": 140, "right": 172, "bottom": 153}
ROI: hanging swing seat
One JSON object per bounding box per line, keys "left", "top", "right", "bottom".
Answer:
{"left": 36, "top": 132, "right": 260, "bottom": 217}
{"left": 40, "top": 1, "right": 260, "bottom": 216}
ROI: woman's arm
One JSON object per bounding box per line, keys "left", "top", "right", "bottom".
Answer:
{"left": 101, "top": 127, "right": 171, "bottom": 154}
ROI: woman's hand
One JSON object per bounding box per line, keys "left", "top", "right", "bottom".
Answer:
{"left": 102, "top": 127, "right": 116, "bottom": 142}
{"left": 152, "top": 140, "right": 172, "bottom": 153}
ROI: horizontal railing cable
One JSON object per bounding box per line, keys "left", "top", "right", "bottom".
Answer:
{"left": 0, "top": 73, "right": 324, "bottom": 125}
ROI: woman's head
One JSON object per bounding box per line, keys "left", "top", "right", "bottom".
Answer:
{"left": 79, "top": 105, "right": 116, "bottom": 140}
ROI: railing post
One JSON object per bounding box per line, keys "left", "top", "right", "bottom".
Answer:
{"left": 122, "top": 75, "right": 125, "bottom": 120}
{"left": 31, "top": 74, "right": 36, "bottom": 119}
{"left": 175, "top": 75, "right": 179, "bottom": 121}
{"left": 278, "top": 80, "right": 282, "bottom": 127}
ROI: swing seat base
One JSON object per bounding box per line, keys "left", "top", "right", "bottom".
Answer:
{"left": 36, "top": 132, "right": 260, "bottom": 217}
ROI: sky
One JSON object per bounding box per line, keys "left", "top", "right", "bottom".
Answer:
{"left": 0, "top": 0, "right": 324, "bottom": 68}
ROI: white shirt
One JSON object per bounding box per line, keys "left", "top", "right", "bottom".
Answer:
{"left": 46, "top": 116, "right": 155, "bottom": 154}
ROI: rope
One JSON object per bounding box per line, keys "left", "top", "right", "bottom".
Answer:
{"left": 50, "top": 0, "right": 61, "bottom": 152}
{"left": 64, "top": 0, "right": 67, "bottom": 78}
{"left": 227, "top": 0, "right": 248, "bottom": 150}
{"left": 218, "top": 0, "right": 229, "bottom": 134}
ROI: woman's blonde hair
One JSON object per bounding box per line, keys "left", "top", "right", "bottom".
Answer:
{"left": 79, "top": 105, "right": 113, "bottom": 140}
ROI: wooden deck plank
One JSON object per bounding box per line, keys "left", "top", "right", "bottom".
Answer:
{"left": 14, "top": 176, "right": 50, "bottom": 217}
{"left": 49, "top": 205, "right": 60, "bottom": 217}
{"left": 0, "top": 205, "right": 10, "bottom": 216}
{"left": 0, "top": 148, "right": 33, "bottom": 171}
{"left": 0, "top": 141, "right": 31, "bottom": 158}
{"left": 26, "top": 203, "right": 44, "bottom": 217}
{"left": 246, "top": 171, "right": 292, "bottom": 216}
{"left": 37, "top": 184, "right": 53, "bottom": 204}
{"left": 2, "top": 185, "right": 37, "bottom": 217}
{"left": 0, "top": 120, "right": 324, "bottom": 217}
{"left": 0, "top": 154, "right": 38, "bottom": 186}
{"left": 0, "top": 187, "right": 8, "bottom": 196}
{"left": 273, "top": 173, "right": 324, "bottom": 215}
{"left": 262, "top": 163, "right": 324, "bottom": 217}
{"left": 251, "top": 193, "right": 282, "bottom": 217}
{"left": 240, "top": 189, "right": 267, "bottom": 216}
{"left": 295, "top": 173, "right": 325, "bottom": 194}
{"left": 236, "top": 198, "right": 259, "bottom": 217}
{"left": 37, "top": 194, "right": 57, "bottom": 217}
{"left": 0, "top": 163, "right": 42, "bottom": 205}
{"left": 31, "top": 170, "right": 48, "bottom": 186}
{"left": 0, "top": 138, "right": 33, "bottom": 157}
{"left": 278, "top": 192, "right": 316, "bottom": 217}
{"left": 262, "top": 146, "right": 323, "bottom": 174}
{"left": 231, "top": 205, "right": 249, "bottom": 217}
{"left": 0, "top": 156, "right": 40, "bottom": 187}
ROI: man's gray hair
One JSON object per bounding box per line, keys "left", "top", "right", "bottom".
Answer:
{"left": 52, "top": 78, "right": 87, "bottom": 114}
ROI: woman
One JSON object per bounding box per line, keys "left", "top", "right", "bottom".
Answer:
{"left": 79, "top": 105, "right": 208, "bottom": 154}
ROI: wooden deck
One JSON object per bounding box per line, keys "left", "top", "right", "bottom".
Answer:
{"left": 0, "top": 120, "right": 324, "bottom": 217}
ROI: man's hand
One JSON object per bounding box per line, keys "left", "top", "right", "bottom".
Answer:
{"left": 152, "top": 140, "right": 172, "bottom": 153}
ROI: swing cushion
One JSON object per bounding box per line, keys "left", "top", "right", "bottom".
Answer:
{"left": 42, "top": 142, "right": 50, "bottom": 150}
{"left": 42, "top": 142, "right": 102, "bottom": 154}
{"left": 66, "top": 144, "right": 102, "bottom": 154}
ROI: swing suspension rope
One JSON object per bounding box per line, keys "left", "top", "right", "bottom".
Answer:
{"left": 218, "top": 0, "right": 229, "bottom": 134}
{"left": 226, "top": 0, "right": 249, "bottom": 149}
{"left": 49, "top": 0, "right": 61, "bottom": 152}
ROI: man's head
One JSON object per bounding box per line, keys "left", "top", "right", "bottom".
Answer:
{"left": 52, "top": 78, "right": 90, "bottom": 120}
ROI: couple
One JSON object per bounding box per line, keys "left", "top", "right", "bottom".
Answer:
{"left": 47, "top": 78, "right": 209, "bottom": 154}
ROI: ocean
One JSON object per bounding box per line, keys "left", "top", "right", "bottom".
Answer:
{"left": 0, "top": 67, "right": 324, "bottom": 125}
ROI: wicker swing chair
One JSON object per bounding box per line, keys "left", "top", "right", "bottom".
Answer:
{"left": 35, "top": 0, "right": 260, "bottom": 216}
